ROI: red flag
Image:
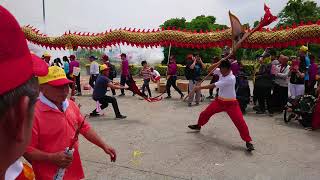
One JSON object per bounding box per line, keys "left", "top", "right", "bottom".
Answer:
{"left": 256, "top": 4, "right": 278, "bottom": 31}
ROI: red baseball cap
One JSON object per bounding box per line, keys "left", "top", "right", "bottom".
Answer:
{"left": 0, "top": 6, "right": 48, "bottom": 95}
{"left": 69, "top": 55, "right": 76, "bottom": 59}
{"left": 102, "top": 54, "right": 109, "bottom": 60}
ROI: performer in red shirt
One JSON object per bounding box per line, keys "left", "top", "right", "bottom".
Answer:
{"left": 24, "top": 66, "right": 117, "bottom": 180}
{"left": 188, "top": 60, "right": 254, "bottom": 151}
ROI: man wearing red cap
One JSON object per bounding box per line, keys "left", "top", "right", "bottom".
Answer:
{"left": 69, "top": 55, "right": 82, "bottom": 96}
{"left": 0, "top": 6, "right": 48, "bottom": 180}
{"left": 24, "top": 66, "right": 117, "bottom": 180}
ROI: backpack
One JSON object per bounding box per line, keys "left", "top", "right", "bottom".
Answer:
{"left": 185, "top": 66, "right": 194, "bottom": 80}
{"left": 109, "top": 64, "right": 117, "bottom": 78}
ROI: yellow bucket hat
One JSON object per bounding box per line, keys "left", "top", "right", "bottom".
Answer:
{"left": 38, "top": 66, "right": 73, "bottom": 86}
{"left": 300, "top": 45, "right": 308, "bottom": 52}
{"left": 43, "top": 51, "right": 51, "bottom": 57}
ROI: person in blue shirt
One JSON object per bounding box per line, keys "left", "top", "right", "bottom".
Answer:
{"left": 90, "top": 64, "right": 127, "bottom": 118}
{"left": 185, "top": 53, "right": 205, "bottom": 107}
{"left": 62, "top": 56, "right": 70, "bottom": 77}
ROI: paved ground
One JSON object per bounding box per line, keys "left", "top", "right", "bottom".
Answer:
{"left": 75, "top": 78, "right": 320, "bottom": 180}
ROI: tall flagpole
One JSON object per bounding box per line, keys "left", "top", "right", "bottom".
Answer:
{"left": 42, "top": 0, "right": 46, "bottom": 33}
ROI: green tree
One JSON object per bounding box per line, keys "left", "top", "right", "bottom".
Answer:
{"left": 160, "top": 18, "right": 187, "bottom": 29}
{"left": 276, "top": 0, "right": 320, "bottom": 59}
{"left": 253, "top": 21, "right": 260, "bottom": 28}
{"left": 278, "top": 0, "right": 320, "bottom": 26}
{"left": 160, "top": 15, "right": 225, "bottom": 64}
{"left": 75, "top": 49, "right": 105, "bottom": 60}
{"left": 280, "top": 49, "right": 296, "bottom": 56}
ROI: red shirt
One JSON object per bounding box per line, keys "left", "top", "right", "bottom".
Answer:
{"left": 26, "top": 98, "right": 91, "bottom": 180}
{"left": 141, "top": 67, "right": 151, "bottom": 80}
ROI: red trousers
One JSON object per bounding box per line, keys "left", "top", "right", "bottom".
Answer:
{"left": 197, "top": 98, "right": 252, "bottom": 142}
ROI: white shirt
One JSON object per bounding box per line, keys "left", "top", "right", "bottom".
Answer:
{"left": 39, "top": 92, "right": 69, "bottom": 112}
{"left": 5, "top": 160, "right": 23, "bottom": 180}
{"left": 274, "top": 64, "right": 290, "bottom": 87}
{"left": 213, "top": 68, "right": 236, "bottom": 99}
{"left": 151, "top": 70, "right": 160, "bottom": 77}
{"left": 90, "top": 61, "right": 100, "bottom": 75}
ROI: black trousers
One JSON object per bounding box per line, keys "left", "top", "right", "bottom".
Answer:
{"left": 75, "top": 74, "right": 81, "bottom": 93}
{"left": 142, "top": 79, "right": 152, "bottom": 97}
{"left": 272, "top": 84, "right": 288, "bottom": 111}
{"left": 109, "top": 77, "right": 116, "bottom": 96}
{"left": 166, "top": 76, "right": 183, "bottom": 96}
{"left": 305, "top": 80, "right": 316, "bottom": 95}
{"left": 93, "top": 96, "right": 121, "bottom": 116}
{"left": 237, "top": 96, "right": 249, "bottom": 112}
{"left": 120, "top": 75, "right": 132, "bottom": 95}
{"left": 253, "top": 87, "right": 258, "bottom": 105}
{"left": 89, "top": 74, "right": 99, "bottom": 89}
{"left": 255, "top": 86, "right": 272, "bottom": 112}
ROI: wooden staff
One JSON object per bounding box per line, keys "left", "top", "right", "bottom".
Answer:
{"left": 166, "top": 43, "right": 172, "bottom": 79}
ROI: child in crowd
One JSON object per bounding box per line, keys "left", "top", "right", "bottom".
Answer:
{"left": 150, "top": 67, "right": 161, "bottom": 83}
{"left": 140, "top": 61, "right": 152, "bottom": 97}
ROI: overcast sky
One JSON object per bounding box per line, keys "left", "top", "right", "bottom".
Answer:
{"left": 2, "top": 0, "right": 320, "bottom": 62}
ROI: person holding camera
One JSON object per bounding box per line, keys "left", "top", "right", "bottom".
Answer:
{"left": 185, "top": 53, "right": 205, "bottom": 107}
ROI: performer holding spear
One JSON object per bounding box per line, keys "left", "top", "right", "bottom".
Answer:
{"left": 187, "top": 5, "right": 277, "bottom": 151}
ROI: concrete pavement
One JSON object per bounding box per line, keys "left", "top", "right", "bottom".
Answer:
{"left": 75, "top": 81, "right": 320, "bottom": 180}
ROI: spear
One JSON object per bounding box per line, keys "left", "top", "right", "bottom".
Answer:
{"left": 184, "top": 4, "right": 277, "bottom": 101}
{"left": 53, "top": 115, "right": 88, "bottom": 180}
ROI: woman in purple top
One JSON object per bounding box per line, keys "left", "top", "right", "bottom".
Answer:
{"left": 165, "top": 55, "right": 184, "bottom": 99}
{"left": 69, "top": 55, "right": 82, "bottom": 96}
{"left": 119, "top": 53, "right": 134, "bottom": 96}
